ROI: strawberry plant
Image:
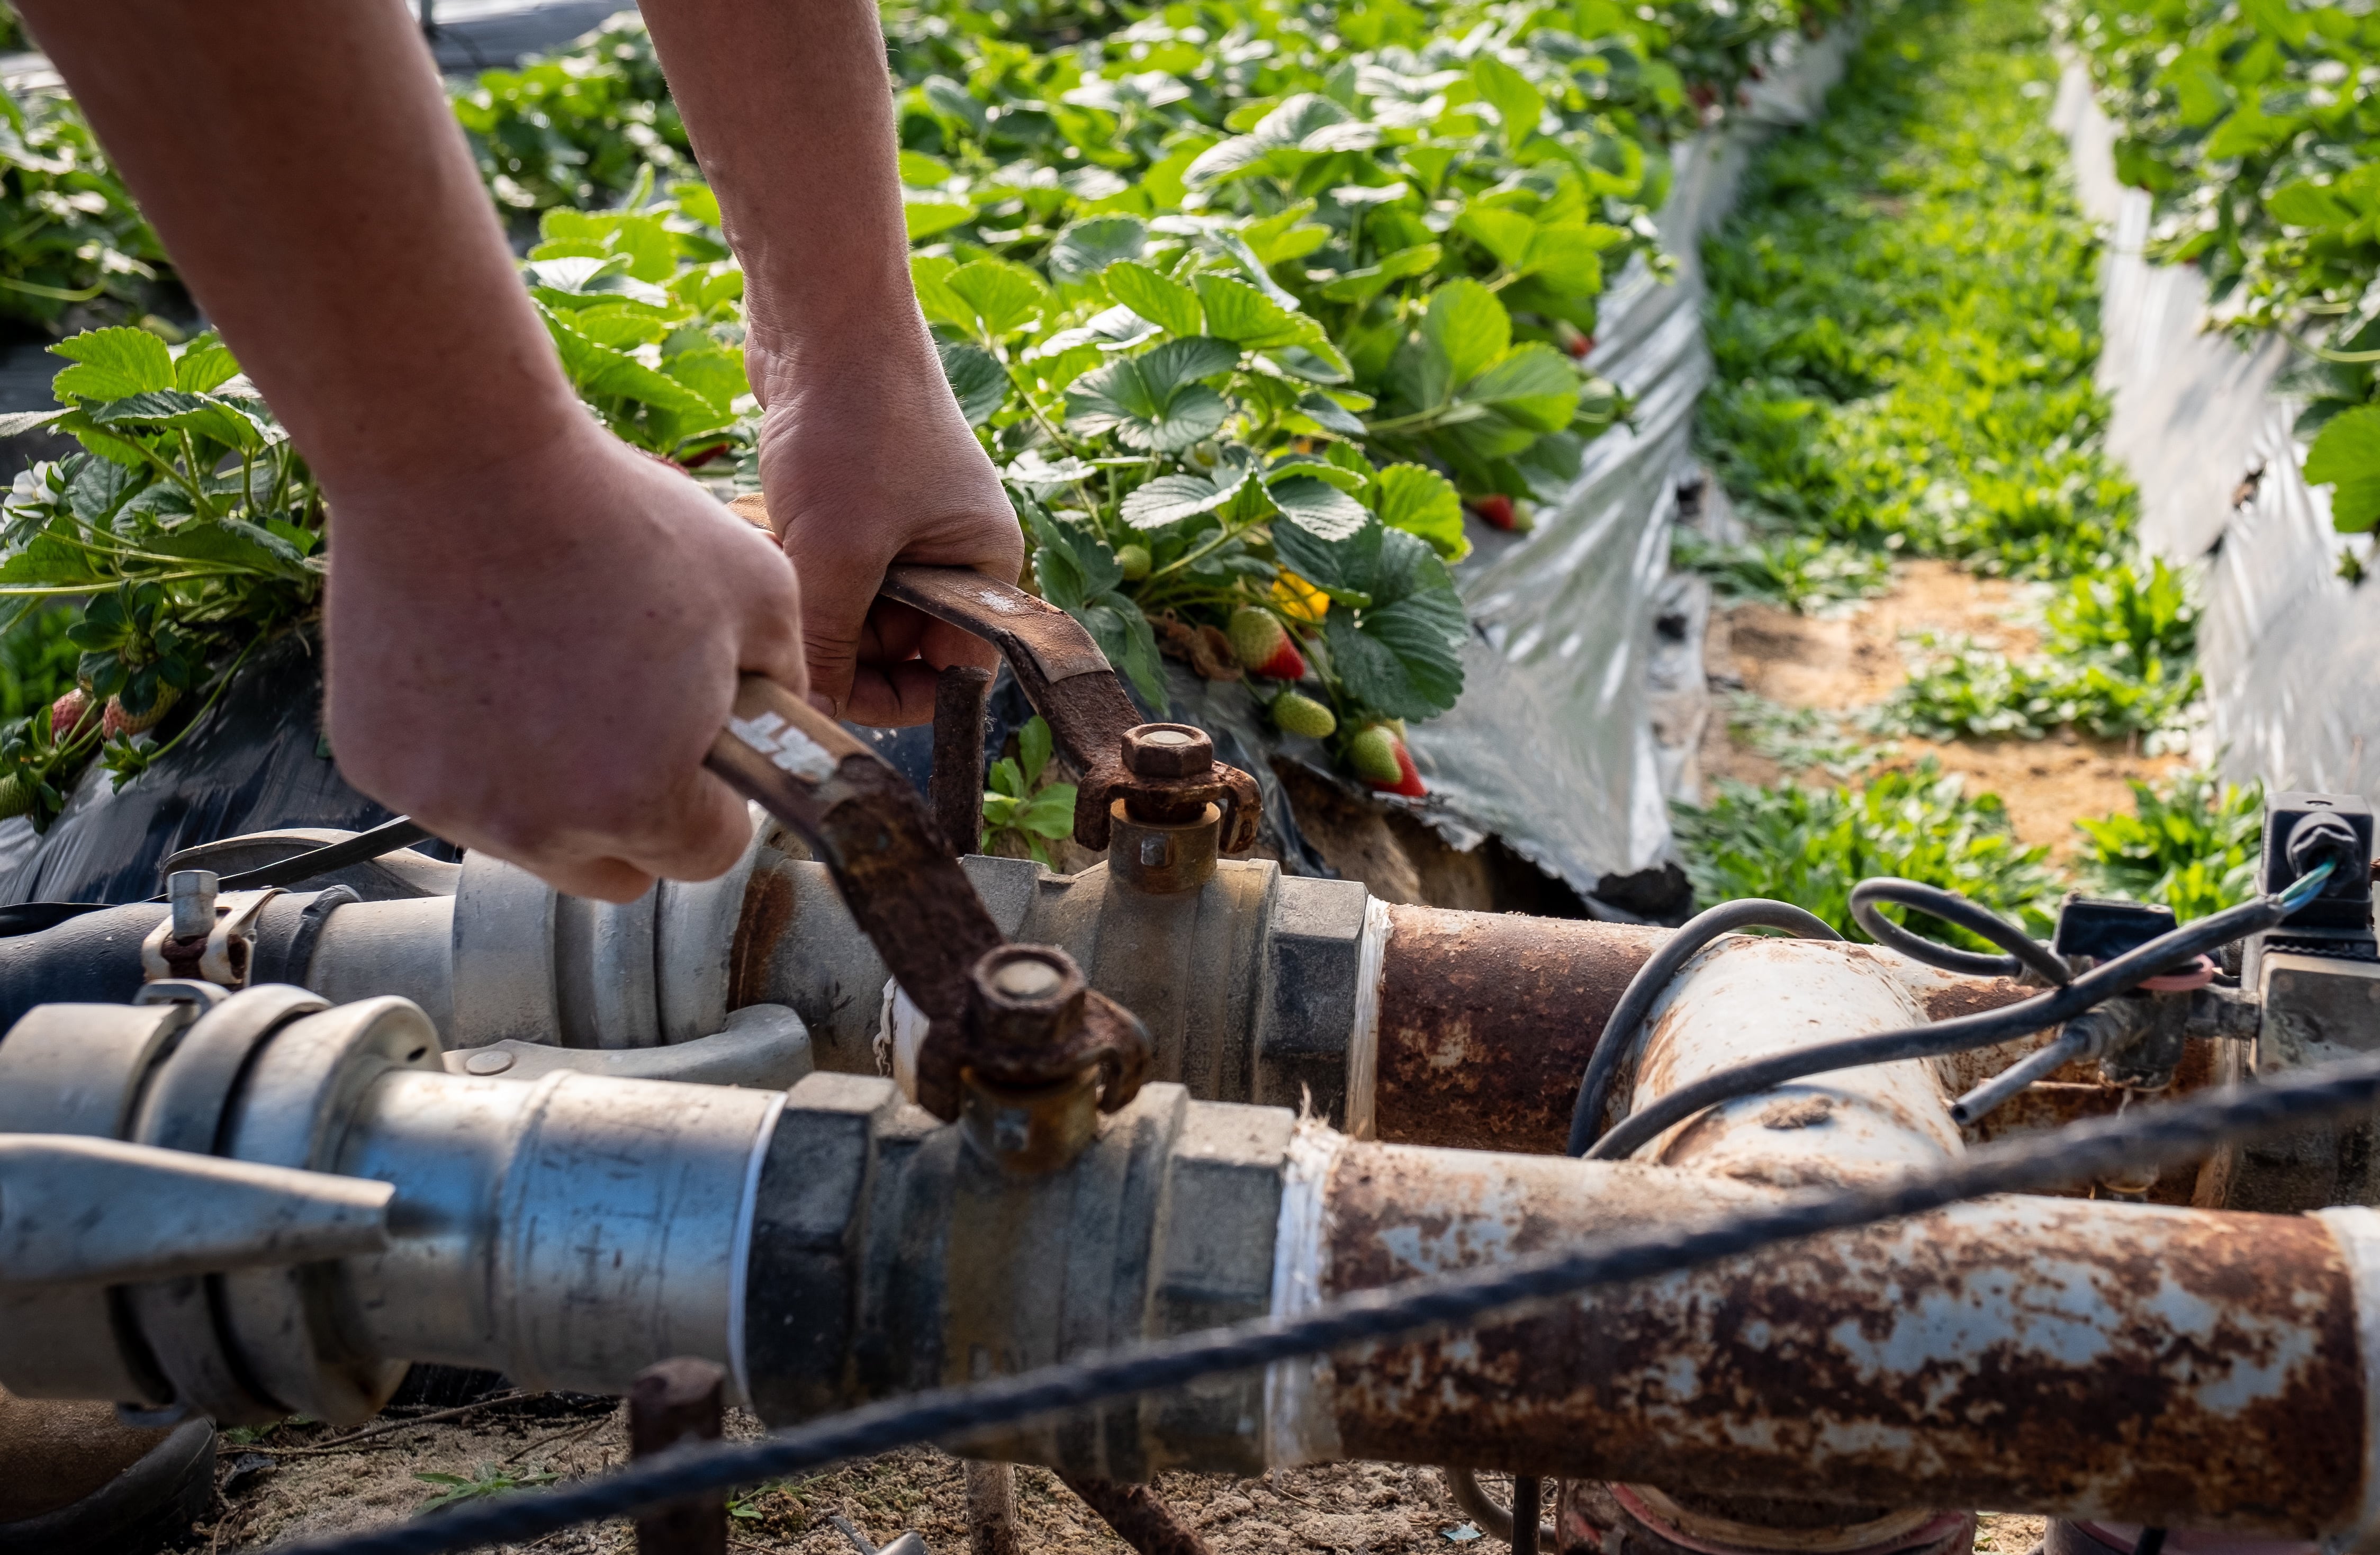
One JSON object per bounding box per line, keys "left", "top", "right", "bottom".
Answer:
{"left": 0, "top": 327, "right": 323, "bottom": 824}
{"left": 450, "top": 13, "right": 692, "bottom": 215}
{"left": 2059, "top": 0, "right": 2380, "bottom": 529}
{"left": 521, "top": 170, "right": 753, "bottom": 467}
{"left": 0, "top": 87, "right": 172, "bottom": 331}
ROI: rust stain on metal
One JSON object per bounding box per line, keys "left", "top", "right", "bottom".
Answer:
{"left": 1373, "top": 906, "right": 1665, "bottom": 1152}
{"left": 1315, "top": 1145, "right": 2364, "bottom": 1533}
{"left": 728, "top": 863, "right": 795, "bottom": 1013}
{"left": 1912, "top": 976, "right": 2034, "bottom": 1023}
{"left": 1058, "top": 1474, "right": 1214, "bottom": 1555}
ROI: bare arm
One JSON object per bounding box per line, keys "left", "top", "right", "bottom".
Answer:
{"left": 14, "top": 0, "right": 808, "bottom": 901}
{"left": 638, "top": 0, "right": 1022, "bottom": 724}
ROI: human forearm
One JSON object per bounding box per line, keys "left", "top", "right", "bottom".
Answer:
{"left": 637, "top": 0, "right": 931, "bottom": 396}
{"left": 14, "top": 0, "right": 590, "bottom": 498}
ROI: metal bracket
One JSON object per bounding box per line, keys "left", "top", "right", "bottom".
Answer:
{"left": 140, "top": 888, "right": 279, "bottom": 987}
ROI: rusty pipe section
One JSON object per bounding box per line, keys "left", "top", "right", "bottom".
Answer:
{"left": 1274, "top": 1137, "right": 2380, "bottom": 1540}
{"left": 743, "top": 1064, "right": 2380, "bottom": 1540}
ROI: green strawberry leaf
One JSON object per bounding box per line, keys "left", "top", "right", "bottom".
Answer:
{"left": 1049, "top": 216, "right": 1149, "bottom": 285}
{"left": 2307, "top": 405, "right": 2380, "bottom": 534}
{"left": 937, "top": 341, "right": 1010, "bottom": 427}
{"left": 1268, "top": 473, "right": 1369, "bottom": 540}
{"left": 1063, "top": 337, "right": 1238, "bottom": 452}
{"left": 1103, "top": 262, "right": 1203, "bottom": 339}
{"left": 1121, "top": 466, "right": 1253, "bottom": 528}
{"left": 1372, "top": 463, "right": 1468, "bottom": 560}
{"left": 51, "top": 327, "right": 175, "bottom": 402}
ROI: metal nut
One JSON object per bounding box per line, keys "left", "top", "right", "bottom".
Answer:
{"left": 966, "top": 946, "right": 1089, "bottom": 1055}
{"left": 1120, "top": 723, "right": 1213, "bottom": 779}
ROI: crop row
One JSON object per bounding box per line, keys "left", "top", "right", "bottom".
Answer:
{"left": 1680, "top": 0, "right": 2243, "bottom": 943}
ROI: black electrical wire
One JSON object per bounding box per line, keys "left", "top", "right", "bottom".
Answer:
{"left": 1583, "top": 863, "right": 2337, "bottom": 1162}
{"left": 152, "top": 815, "right": 435, "bottom": 897}
{"left": 1848, "top": 877, "right": 2070, "bottom": 985}
{"left": 283, "top": 1038, "right": 2380, "bottom": 1555}
{"left": 0, "top": 816, "right": 438, "bottom": 940}
{"left": 1565, "top": 899, "right": 1840, "bottom": 1157}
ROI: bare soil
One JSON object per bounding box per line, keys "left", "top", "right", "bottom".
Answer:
{"left": 1701, "top": 560, "right": 2181, "bottom": 859}
{"left": 179, "top": 1399, "right": 2048, "bottom": 1553}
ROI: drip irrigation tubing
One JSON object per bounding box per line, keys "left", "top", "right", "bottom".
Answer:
{"left": 1565, "top": 898, "right": 1841, "bottom": 1157}
{"left": 289, "top": 1027, "right": 2380, "bottom": 1555}
{"left": 1581, "top": 864, "right": 2335, "bottom": 1161}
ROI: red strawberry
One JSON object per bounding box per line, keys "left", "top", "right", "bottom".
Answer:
{"left": 1228, "top": 606, "right": 1307, "bottom": 680}
{"left": 1563, "top": 332, "right": 1595, "bottom": 360}
{"left": 1376, "top": 739, "right": 1426, "bottom": 797}
{"left": 49, "top": 689, "right": 91, "bottom": 741}
{"left": 1470, "top": 495, "right": 1517, "bottom": 531}
{"left": 102, "top": 686, "right": 178, "bottom": 739}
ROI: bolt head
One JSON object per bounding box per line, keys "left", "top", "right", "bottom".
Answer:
{"left": 1122, "top": 722, "right": 1213, "bottom": 778}
{"left": 967, "top": 945, "right": 1089, "bottom": 1053}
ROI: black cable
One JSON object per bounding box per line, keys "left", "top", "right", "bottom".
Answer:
{"left": 1849, "top": 877, "right": 2070, "bottom": 985}
{"left": 1584, "top": 865, "right": 2336, "bottom": 1162}
{"left": 282, "top": 1040, "right": 2380, "bottom": 1555}
{"left": 1565, "top": 899, "right": 1840, "bottom": 1157}
{"left": 1, "top": 817, "right": 435, "bottom": 939}
{"left": 158, "top": 816, "right": 435, "bottom": 896}
{"left": 2132, "top": 1531, "right": 2167, "bottom": 1555}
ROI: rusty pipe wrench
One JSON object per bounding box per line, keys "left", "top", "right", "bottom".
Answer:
{"left": 704, "top": 677, "right": 1149, "bottom": 1123}
{"left": 879, "top": 565, "right": 1263, "bottom": 855}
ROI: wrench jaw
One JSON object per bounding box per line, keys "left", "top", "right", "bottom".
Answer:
{"left": 706, "top": 676, "right": 1150, "bottom": 1164}
{"left": 878, "top": 563, "right": 1263, "bottom": 856}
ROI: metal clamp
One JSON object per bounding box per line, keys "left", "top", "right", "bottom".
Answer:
{"left": 140, "top": 871, "right": 280, "bottom": 987}
{"left": 882, "top": 565, "right": 1261, "bottom": 855}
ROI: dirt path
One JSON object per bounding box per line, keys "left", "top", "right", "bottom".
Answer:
{"left": 1699, "top": 559, "right": 2182, "bottom": 859}
{"left": 182, "top": 1398, "right": 2049, "bottom": 1554}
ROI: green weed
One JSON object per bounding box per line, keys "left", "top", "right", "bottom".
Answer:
{"left": 1673, "top": 759, "right": 2062, "bottom": 943}
{"left": 413, "top": 1462, "right": 558, "bottom": 1514}
{"left": 2074, "top": 771, "right": 2264, "bottom": 922}
{"left": 981, "top": 715, "right": 1077, "bottom": 868}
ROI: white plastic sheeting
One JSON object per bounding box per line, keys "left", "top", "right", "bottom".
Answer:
{"left": 2053, "top": 65, "right": 2380, "bottom": 797}
{"left": 1406, "top": 27, "right": 1858, "bottom": 900}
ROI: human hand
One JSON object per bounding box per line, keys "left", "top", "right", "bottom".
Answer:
{"left": 323, "top": 427, "right": 807, "bottom": 902}
{"left": 748, "top": 330, "right": 1023, "bottom": 726}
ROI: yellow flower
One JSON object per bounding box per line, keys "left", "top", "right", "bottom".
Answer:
{"left": 1272, "top": 571, "right": 1329, "bottom": 623}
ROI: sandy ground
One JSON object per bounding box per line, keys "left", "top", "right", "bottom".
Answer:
{"left": 1700, "top": 559, "right": 2181, "bottom": 859}
{"left": 178, "top": 1396, "right": 2050, "bottom": 1554}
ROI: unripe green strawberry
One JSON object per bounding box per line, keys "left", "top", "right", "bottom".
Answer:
{"left": 1348, "top": 724, "right": 1403, "bottom": 785}
{"left": 49, "top": 689, "right": 91, "bottom": 741}
{"left": 1116, "top": 543, "right": 1151, "bottom": 581}
{"left": 0, "top": 771, "right": 30, "bottom": 820}
{"left": 103, "top": 685, "right": 178, "bottom": 739}
{"left": 1228, "top": 606, "right": 1306, "bottom": 680}
{"left": 1271, "top": 691, "right": 1336, "bottom": 740}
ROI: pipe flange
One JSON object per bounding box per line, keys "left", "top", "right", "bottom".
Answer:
{"left": 0, "top": 1000, "right": 202, "bottom": 1405}
{"left": 127, "top": 984, "right": 332, "bottom": 1425}
{"left": 216, "top": 996, "right": 444, "bottom": 1423}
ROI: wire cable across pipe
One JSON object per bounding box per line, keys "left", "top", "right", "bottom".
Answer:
{"left": 1583, "top": 864, "right": 2335, "bottom": 1162}
{"left": 1564, "top": 898, "right": 1841, "bottom": 1157}
{"left": 286, "top": 1014, "right": 2380, "bottom": 1555}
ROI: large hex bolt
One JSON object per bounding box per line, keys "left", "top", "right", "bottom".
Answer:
{"left": 1112, "top": 724, "right": 1221, "bottom": 895}
{"left": 959, "top": 946, "right": 1102, "bottom": 1172}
